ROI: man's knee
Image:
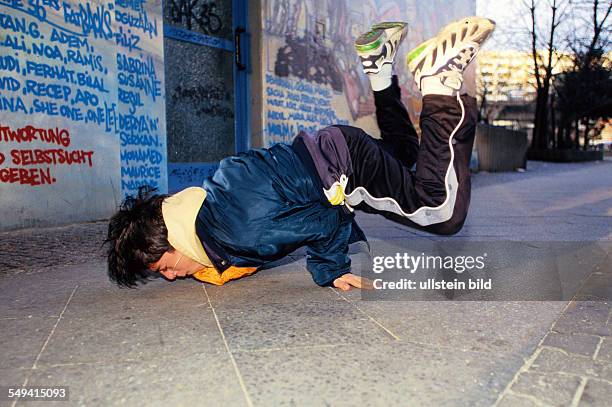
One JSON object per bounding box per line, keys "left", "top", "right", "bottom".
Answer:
{"left": 333, "top": 125, "right": 367, "bottom": 146}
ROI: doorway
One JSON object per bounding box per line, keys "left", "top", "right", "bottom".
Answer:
{"left": 163, "top": 0, "right": 249, "bottom": 192}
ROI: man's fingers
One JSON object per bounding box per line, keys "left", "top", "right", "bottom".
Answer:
{"left": 346, "top": 274, "right": 363, "bottom": 288}
{"left": 343, "top": 274, "right": 374, "bottom": 289}
{"left": 337, "top": 281, "right": 351, "bottom": 291}
{"left": 333, "top": 277, "right": 351, "bottom": 291}
{"left": 334, "top": 274, "right": 374, "bottom": 291}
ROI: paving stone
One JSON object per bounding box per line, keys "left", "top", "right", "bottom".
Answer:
{"left": 233, "top": 341, "right": 516, "bottom": 407}
{"left": 542, "top": 332, "right": 601, "bottom": 357}
{"left": 23, "top": 352, "right": 247, "bottom": 407}
{"left": 36, "top": 281, "right": 221, "bottom": 366}
{"left": 573, "top": 263, "right": 612, "bottom": 302}
{"left": 510, "top": 372, "right": 581, "bottom": 406}
{"left": 204, "top": 263, "right": 337, "bottom": 307}
{"left": 0, "top": 368, "right": 31, "bottom": 402}
{"left": 0, "top": 316, "right": 58, "bottom": 370}
{"left": 341, "top": 301, "right": 565, "bottom": 355}
{"left": 553, "top": 301, "right": 611, "bottom": 337}
{"left": 496, "top": 392, "right": 540, "bottom": 407}
{"left": 0, "top": 277, "right": 81, "bottom": 319}
{"left": 215, "top": 300, "right": 395, "bottom": 352}
{"left": 530, "top": 348, "right": 612, "bottom": 381}
{"left": 579, "top": 379, "right": 612, "bottom": 407}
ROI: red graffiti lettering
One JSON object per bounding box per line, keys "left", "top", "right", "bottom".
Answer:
{"left": 0, "top": 125, "right": 71, "bottom": 147}
{"left": 0, "top": 167, "right": 54, "bottom": 186}
{"left": 0, "top": 125, "right": 94, "bottom": 187}
{"left": 10, "top": 149, "right": 94, "bottom": 167}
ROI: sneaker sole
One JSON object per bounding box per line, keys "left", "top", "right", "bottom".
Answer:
{"left": 406, "top": 17, "right": 495, "bottom": 80}
{"left": 355, "top": 22, "right": 407, "bottom": 53}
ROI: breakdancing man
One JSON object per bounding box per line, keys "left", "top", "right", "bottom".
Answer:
{"left": 105, "top": 17, "right": 495, "bottom": 291}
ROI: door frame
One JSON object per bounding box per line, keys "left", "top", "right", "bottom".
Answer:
{"left": 164, "top": 0, "right": 250, "bottom": 193}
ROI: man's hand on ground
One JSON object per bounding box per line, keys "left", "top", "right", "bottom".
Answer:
{"left": 333, "top": 273, "right": 374, "bottom": 291}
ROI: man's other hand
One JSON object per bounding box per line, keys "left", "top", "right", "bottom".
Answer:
{"left": 333, "top": 273, "right": 373, "bottom": 291}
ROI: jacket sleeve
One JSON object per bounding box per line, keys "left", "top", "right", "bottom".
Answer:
{"left": 306, "top": 221, "right": 352, "bottom": 286}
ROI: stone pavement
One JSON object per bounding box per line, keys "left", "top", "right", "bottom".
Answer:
{"left": 0, "top": 159, "right": 611, "bottom": 406}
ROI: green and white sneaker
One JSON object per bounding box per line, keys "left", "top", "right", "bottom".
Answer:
{"left": 407, "top": 16, "right": 495, "bottom": 93}
{"left": 355, "top": 22, "right": 408, "bottom": 74}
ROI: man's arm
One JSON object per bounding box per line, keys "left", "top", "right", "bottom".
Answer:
{"left": 306, "top": 233, "right": 351, "bottom": 287}
{"left": 305, "top": 224, "right": 372, "bottom": 290}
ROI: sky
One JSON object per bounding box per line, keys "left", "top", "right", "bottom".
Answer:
{"left": 476, "top": 0, "right": 522, "bottom": 50}
{"left": 476, "top": 0, "right": 605, "bottom": 51}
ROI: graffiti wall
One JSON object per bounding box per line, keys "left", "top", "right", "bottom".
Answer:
{"left": 0, "top": 0, "right": 166, "bottom": 230}
{"left": 261, "top": 0, "right": 476, "bottom": 145}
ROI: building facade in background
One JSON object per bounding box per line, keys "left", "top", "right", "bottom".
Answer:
{"left": 0, "top": 0, "right": 474, "bottom": 231}
{"left": 476, "top": 50, "right": 572, "bottom": 129}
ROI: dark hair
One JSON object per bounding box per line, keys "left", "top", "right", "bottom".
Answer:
{"left": 104, "top": 186, "right": 171, "bottom": 287}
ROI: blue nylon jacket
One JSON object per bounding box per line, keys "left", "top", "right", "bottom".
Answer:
{"left": 195, "top": 142, "right": 366, "bottom": 286}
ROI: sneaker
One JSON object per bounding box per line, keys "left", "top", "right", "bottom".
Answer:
{"left": 355, "top": 22, "right": 408, "bottom": 74}
{"left": 407, "top": 16, "right": 495, "bottom": 92}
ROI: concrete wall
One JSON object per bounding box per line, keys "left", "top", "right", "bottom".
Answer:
{"left": 0, "top": 0, "right": 167, "bottom": 231}
{"left": 0, "top": 0, "right": 476, "bottom": 231}
{"left": 256, "top": 0, "right": 476, "bottom": 147}
{"left": 476, "top": 124, "right": 528, "bottom": 171}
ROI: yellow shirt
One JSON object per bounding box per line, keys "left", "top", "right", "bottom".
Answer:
{"left": 162, "top": 187, "right": 257, "bottom": 285}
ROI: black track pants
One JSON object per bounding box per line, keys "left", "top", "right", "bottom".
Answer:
{"left": 334, "top": 76, "right": 478, "bottom": 235}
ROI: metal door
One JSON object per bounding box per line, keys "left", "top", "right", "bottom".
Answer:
{"left": 163, "top": 0, "right": 249, "bottom": 192}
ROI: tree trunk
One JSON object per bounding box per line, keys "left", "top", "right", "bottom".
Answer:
{"left": 532, "top": 88, "right": 550, "bottom": 150}
{"left": 583, "top": 120, "right": 590, "bottom": 151}
{"left": 550, "top": 93, "right": 557, "bottom": 149}
{"left": 575, "top": 119, "right": 580, "bottom": 149}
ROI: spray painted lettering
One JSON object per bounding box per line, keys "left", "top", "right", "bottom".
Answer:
{"left": 168, "top": 0, "right": 222, "bottom": 34}
{"left": 264, "top": 73, "right": 347, "bottom": 144}
{"left": 0, "top": 125, "right": 94, "bottom": 186}
{"left": 1, "top": 0, "right": 166, "bottom": 199}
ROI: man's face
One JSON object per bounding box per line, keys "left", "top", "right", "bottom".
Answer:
{"left": 149, "top": 250, "right": 202, "bottom": 281}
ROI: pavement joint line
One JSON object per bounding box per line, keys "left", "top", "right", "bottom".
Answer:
{"left": 291, "top": 260, "right": 402, "bottom": 341}
{"left": 328, "top": 287, "right": 401, "bottom": 341}
{"left": 539, "top": 345, "right": 573, "bottom": 358}
{"left": 233, "top": 343, "right": 344, "bottom": 354}
{"left": 201, "top": 284, "right": 254, "bottom": 407}
{"left": 569, "top": 377, "right": 588, "bottom": 407}
{"left": 506, "top": 389, "right": 548, "bottom": 407}
{"left": 492, "top": 298, "right": 575, "bottom": 407}
{"left": 11, "top": 284, "right": 78, "bottom": 407}
{"left": 592, "top": 337, "right": 604, "bottom": 361}
{"left": 33, "top": 359, "right": 140, "bottom": 369}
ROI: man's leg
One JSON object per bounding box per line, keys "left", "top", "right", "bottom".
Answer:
{"left": 352, "top": 22, "right": 419, "bottom": 168}
{"left": 340, "top": 17, "right": 495, "bottom": 235}
{"left": 374, "top": 75, "right": 420, "bottom": 167}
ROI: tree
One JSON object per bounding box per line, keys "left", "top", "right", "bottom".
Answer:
{"left": 553, "top": 0, "right": 611, "bottom": 150}
{"left": 524, "top": 0, "right": 571, "bottom": 152}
